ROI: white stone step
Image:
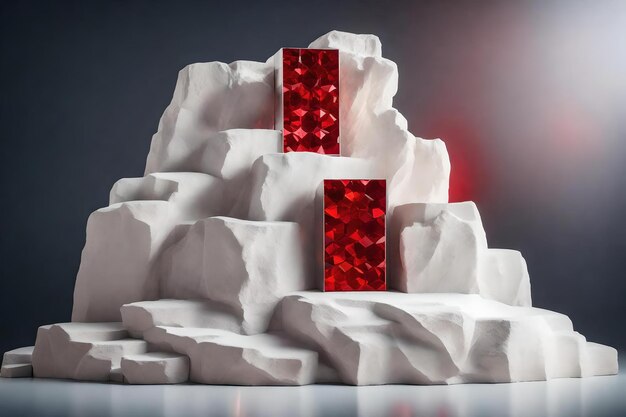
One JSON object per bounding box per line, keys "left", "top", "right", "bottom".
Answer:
{"left": 121, "top": 352, "right": 190, "bottom": 384}
{"left": 0, "top": 363, "right": 32, "bottom": 378}
{"left": 121, "top": 299, "right": 244, "bottom": 338}
{"left": 110, "top": 172, "right": 225, "bottom": 221}
{"left": 40, "top": 322, "right": 129, "bottom": 342}
{"left": 202, "top": 129, "right": 281, "bottom": 181}
{"left": 32, "top": 323, "right": 148, "bottom": 382}
{"left": 232, "top": 152, "right": 377, "bottom": 223}
{"left": 143, "top": 326, "right": 317, "bottom": 385}
{"left": 2, "top": 346, "right": 34, "bottom": 365}
{"left": 583, "top": 342, "right": 618, "bottom": 377}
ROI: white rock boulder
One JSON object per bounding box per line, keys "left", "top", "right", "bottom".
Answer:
{"left": 390, "top": 202, "right": 487, "bottom": 293}
{"left": 121, "top": 352, "right": 190, "bottom": 384}
{"left": 32, "top": 323, "right": 147, "bottom": 382}
{"left": 72, "top": 201, "right": 181, "bottom": 322}
{"left": 390, "top": 202, "right": 532, "bottom": 307}
{"left": 202, "top": 129, "right": 282, "bottom": 209}
{"left": 200, "top": 129, "right": 281, "bottom": 179}
{"left": 145, "top": 61, "right": 274, "bottom": 174}
{"left": 160, "top": 216, "right": 308, "bottom": 334}
{"left": 479, "top": 249, "right": 532, "bottom": 307}
{"left": 583, "top": 342, "right": 618, "bottom": 377}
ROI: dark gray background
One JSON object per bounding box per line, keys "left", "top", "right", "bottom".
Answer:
{"left": 1, "top": 0, "right": 625, "bottom": 354}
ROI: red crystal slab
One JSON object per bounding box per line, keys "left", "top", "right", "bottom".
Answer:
{"left": 324, "top": 179, "right": 386, "bottom": 291}
{"left": 280, "top": 48, "right": 340, "bottom": 154}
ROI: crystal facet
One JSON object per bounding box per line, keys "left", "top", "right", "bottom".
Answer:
{"left": 324, "top": 179, "right": 386, "bottom": 291}
{"left": 279, "top": 48, "right": 340, "bottom": 154}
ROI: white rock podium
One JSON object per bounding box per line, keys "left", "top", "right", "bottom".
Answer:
{"left": 1, "top": 30, "right": 617, "bottom": 385}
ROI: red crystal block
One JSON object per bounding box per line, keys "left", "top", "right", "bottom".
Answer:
{"left": 279, "top": 48, "right": 340, "bottom": 154}
{"left": 324, "top": 179, "right": 386, "bottom": 291}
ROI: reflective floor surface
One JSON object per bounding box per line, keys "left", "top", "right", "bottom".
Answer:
{"left": 1, "top": 355, "right": 624, "bottom": 417}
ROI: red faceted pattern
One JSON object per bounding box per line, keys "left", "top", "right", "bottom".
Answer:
{"left": 282, "top": 48, "right": 340, "bottom": 154}
{"left": 324, "top": 180, "right": 386, "bottom": 291}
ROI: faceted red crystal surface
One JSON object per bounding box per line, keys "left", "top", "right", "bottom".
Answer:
{"left": 282, "top": 48, "right": 340, "bottom": 154}
{"left": 324, "top": 179, "right": 386, "bottom": 291}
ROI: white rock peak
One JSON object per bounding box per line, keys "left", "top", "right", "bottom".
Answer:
{"left": 2, "top": 30, "right": 617, "bottom": 385}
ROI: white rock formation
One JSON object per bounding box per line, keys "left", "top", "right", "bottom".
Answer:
{"left": 160, "top": 216, "right": 309, "bottom": 334}
{"left": 2, "top": 30, "right": 617, "bottom": 385}
{"left": 121, "top": 352, "right": 190, "bottom": 384}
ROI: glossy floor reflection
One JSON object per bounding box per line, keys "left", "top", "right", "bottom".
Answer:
{"left": 1, "top": 356, "right": 624, "bottom": 417}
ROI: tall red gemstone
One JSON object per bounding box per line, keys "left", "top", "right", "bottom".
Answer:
{"left": 278, "top": 48, "right": 340, "bottom": 154}
{"left": 324, "top": 179, "right": 386, "bottom": 291}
